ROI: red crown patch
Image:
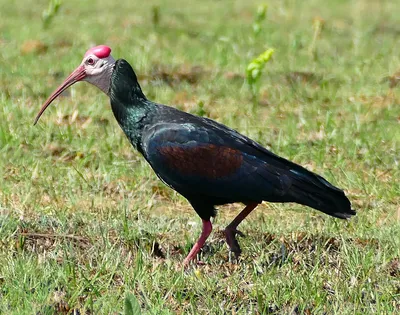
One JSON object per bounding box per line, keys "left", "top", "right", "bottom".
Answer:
{"left": 84, "top": 45, "right": 111, "bottom": 58}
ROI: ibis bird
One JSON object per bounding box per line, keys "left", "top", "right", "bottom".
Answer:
{"left": 35, "top": 45, "right": 355, "bottom": 265}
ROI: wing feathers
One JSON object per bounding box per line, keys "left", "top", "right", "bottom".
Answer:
{"left": 158, "top": 144, "right": 243, "bottom": 179}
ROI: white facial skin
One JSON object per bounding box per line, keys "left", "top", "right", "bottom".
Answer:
{"left": 82, "top": 54, "right": 116, "bottom": 95}
{"left": 33, "top": 47, "right": 116, "bottom": 125}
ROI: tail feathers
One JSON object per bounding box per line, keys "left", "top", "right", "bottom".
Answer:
{"left": 287, "top": 169, "right": 355, "bottom": 219}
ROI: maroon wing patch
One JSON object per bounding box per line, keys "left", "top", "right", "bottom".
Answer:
{"left": 158, "top": 144, "right": 243, "bottom": 179}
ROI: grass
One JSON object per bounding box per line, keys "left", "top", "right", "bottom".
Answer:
{"left": 0, "top": 0, "right": 399, "bottom": 313}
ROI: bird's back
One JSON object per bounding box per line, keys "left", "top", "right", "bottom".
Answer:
{"left": 110, "top": 59, "right": 355, "bottom": 220}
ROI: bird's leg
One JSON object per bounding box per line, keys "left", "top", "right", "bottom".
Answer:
{"left": 183, "top": 219, "right": 213, "bottom": 266}
{"left": 225, "top": 202, "right": 259, "bottom": 258}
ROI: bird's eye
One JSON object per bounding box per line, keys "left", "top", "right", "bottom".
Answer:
{"left": 87, "top": 57, "right": 95, "bottom": 65}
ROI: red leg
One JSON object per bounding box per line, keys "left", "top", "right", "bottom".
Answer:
{"left": 225, "top": 202, "right": 259, "bottom": 257}
{"left": 183, "top": 219, "right": 213, "bottom": 265}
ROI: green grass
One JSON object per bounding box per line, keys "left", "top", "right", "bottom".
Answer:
{"left": 0, "top": 0, "right": 399, "bottom": 313}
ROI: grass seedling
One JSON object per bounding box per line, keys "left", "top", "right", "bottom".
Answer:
{"left": 246, "top": 48, "right": 274, "bottom": 105}
{"left": 42, "top": 0, "right": 62, "bottom": 29}
{"left": 308, "top": 17, "right": 325, "bottom": 59}
{"left": 252, "top": 4, "right": 268, "bottom": 36}
{"left": 124, "top": 292, "right": 142, "bottom": 315}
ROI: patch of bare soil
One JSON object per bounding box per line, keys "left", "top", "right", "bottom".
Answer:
{"left": 139, "top": 64, "right": 207, "bottom": 87}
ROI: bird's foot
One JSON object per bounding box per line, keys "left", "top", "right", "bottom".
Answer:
{"left": 183, "top": 255, "right": 207, "bottom": 267}
{"left": 182, "top": 219, "right": 212, "bottom": 267}
{"left": 224, "top": 227, "right": 244, "bottom": 261}
{"left": 179, "top": 259, "right": 207, "bottom": 273}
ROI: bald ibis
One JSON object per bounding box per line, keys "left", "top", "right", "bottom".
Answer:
{"left": 35, "top": 45, "right": 355, "bottom": 265}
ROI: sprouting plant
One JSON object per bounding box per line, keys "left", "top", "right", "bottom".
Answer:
{"left": 246, "top": 48, "right": 274, "bottom": 104}
{"left": 42, "top": 0, "right": 62, "bottom": 29}
{"left": 194, "top": 100, "right": 207, "bottom": 117}
{"left": 124, "top": 292, "right": 141, "bottom": 315}
{"left": 308, "top": 17, "right": 325, "bottom": 59}
{"left": 152, "top": 5, "right": 160, "bottom": 28}
{"left": 252, "top": 4, "right": 268, "bottom": 36}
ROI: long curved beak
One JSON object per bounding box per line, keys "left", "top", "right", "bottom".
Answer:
{"left": 34, "top": 65, "right": 86, "bottom": 125}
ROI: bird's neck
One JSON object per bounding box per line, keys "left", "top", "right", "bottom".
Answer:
{"left": 109, "top": 59, "right": 155, "bottom": 150}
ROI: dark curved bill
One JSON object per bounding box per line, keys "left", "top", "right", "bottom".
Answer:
{"left": 34, "top": 65, "right": 86, "bottom": 125}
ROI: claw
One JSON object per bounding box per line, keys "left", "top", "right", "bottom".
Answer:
{"left": 223, "top": 202, "right": 259, "bottom": 261}
{"left": 181, "top": 259, "right": 207, "bottom": 271}
{"left": 183, "top": 220, "right": 212, "bottom": 266}
{"left": 224, "top": 228, "right": 244, "bottom": 259}
{"left": 235, "top": 229, "right": 245, "bottom": 238}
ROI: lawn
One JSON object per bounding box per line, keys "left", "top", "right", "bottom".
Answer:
{"left": 0, "top": 0, "right": 399, "bottom": 313}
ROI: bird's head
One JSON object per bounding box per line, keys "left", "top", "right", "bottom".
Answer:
{"left": 34, "top": 45, "right": 115, "bottom": 125}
